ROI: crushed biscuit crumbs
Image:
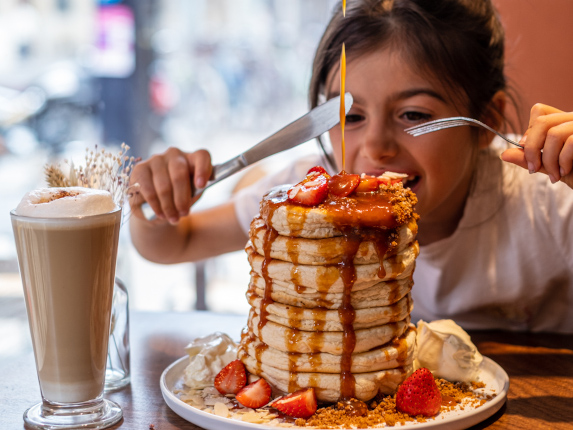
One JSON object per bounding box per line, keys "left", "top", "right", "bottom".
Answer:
{"left": 176, "top": 374, "right": 493, "bottom": 429}
{"left": 298, "top": 377, "right": 492, "bottom": 428}
{"left": 381, "top": 183, "right": 418, "bottom": 225}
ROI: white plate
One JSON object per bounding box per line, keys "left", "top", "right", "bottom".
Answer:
{"left": 160, "top": 355, "right": 509, "bottom": 430}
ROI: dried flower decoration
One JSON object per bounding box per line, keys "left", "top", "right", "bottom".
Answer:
{"left": 44, "top": 143, "right": 140, "bottom": 208}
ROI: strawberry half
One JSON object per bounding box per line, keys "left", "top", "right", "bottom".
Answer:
{"left": 214, "top": 360, "right": 247, "bottom": 395}
{"left": 287, "top": 173, "right": 329, "bottom": 206}
{"left": 355, "top": 175, "right": 379, "bottom": 194}
{"left": 272, "top": 388, "right": 318, "bottom": 419}
{"left": 307, "top": 165, "right": 328, "bottom": 175}
{"left": 328, "top": 172, "right": 360, "bottom": 197}
{"left": 395, "top": 368, "right": 441, "bottom": 417}
{"left": 235, "top": 378, "right": 272, "bottom": 409}
{"left": 378, "top": 173, "right": 407, "bottom": 186}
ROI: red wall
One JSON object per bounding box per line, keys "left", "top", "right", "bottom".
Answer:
{"left": 494, "top": 0, "right": 573, "bottom": 130}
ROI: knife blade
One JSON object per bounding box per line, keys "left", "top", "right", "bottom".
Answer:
{"left": 142, "top": 92, "right": 353, "bottom": 220}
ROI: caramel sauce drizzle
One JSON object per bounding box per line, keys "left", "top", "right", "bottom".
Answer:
{"left": 340, "top": 43, "right": 347, "bottom": 172}
{"left": 257, "top": 186, "right": 399, "bottom": 400}
{"left": 374, "top": 236, "right": 390, "bottom": 279}
{"left": 258, "top": 207, "right": 279, "bottom": 336}
{"left": 337, "top": 229, "right": 360, "bottom": 399}
{"left": 337, "top": 17, "right": 354, "bottom": 400}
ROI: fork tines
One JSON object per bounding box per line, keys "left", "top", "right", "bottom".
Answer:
{"left": 405, "top": 118, "right": 475, "bottom": 136}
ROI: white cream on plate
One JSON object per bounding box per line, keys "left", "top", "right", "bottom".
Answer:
{"left": 183, "top": 332, "right": 238, "bottom": 390}
{"left": 415, "top": 319, "right": 483, "bottom": 382}
{"left": 15, "top": 187, "right": 117, "bottom": 218}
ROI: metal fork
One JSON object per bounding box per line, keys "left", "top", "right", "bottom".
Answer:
{"left": 404, "top": 117, "right": 523, "bottom": 149}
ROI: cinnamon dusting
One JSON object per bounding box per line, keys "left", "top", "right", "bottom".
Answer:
{"left": 37, "top": 190, "right": 80, "bottom": 204}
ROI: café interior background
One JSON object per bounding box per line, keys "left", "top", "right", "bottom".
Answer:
{"left": 0, "top": 0, "right": 339, "bottom": 327}
{"left": 1, "top": 0, "right": 572, "bottom": 364}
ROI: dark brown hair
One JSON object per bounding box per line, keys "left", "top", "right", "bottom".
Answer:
{"left": 310, "top": 0, "right": 517, "bottom": 132}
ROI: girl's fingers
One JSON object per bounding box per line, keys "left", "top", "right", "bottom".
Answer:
{"left": 129, "top": 147, "right": 213, "bottom": 222}
{"left": 167, "top": 152, "right": 193, "bottom": 217}
{"left": 501, "top": 146, "right": 553, "bottom": 179}
{"left": 149, "top": 154, "right": 178, "bottom": 223}
{"left": 558, "top": 132, "right": 573, "bottom": 177}
{"left": 500, "top": 147, "right": 528, "bottom": 170}
{"left": 522, "top": 104, "right": 564, "bottom": 173}
{"left": 130, "top": 162, "right": 165, "bottom": 220}
{"left": 501, "top": 136, "right": 573, "bottom": 190}
{"left": 187, "top": 149, "right": 213, "bottom": 190}
{"left": 527, "top": 103, "right": 563, "bottom": 128}
{"left": 543, "top": 121, "right": 573, "bottom": 181}
{"left": 523, "top": 111, "right": 573, "bottom": 178}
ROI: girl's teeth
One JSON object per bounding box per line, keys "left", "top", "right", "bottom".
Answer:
{"left": 404, "top": 176, "right": 420, "bottom": 188}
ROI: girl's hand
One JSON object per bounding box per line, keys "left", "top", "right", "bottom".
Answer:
{"left": 129, "top": 147, "right": 213, "bottom": 223}
{"left": 501, "top": 104, "right": 573, "bottom": 188}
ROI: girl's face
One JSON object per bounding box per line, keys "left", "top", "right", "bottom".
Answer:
{"left": 326, "top": 48, "right": 485, "bottom": 238}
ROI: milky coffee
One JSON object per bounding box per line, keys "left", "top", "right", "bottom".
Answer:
{"left": 11, "top": 208, "right": 121, "bottom": 403}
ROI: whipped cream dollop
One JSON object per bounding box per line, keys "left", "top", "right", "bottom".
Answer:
{"left": 15, "top": 187, "right": 117, "bottom": 217}
{"left": 415, "top": 319, "right": 483, "bottom": 382}
{"left": 183, "top": 332, "right": 238, "bottom": 389}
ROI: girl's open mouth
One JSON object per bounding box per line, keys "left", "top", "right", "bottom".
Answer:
{"left": 404, "top": 175, "right": 421, "bottom": 190}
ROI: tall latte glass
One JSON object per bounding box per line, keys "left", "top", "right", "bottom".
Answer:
{"left": 11, "top": 187, "right": 123, "bottom": 429}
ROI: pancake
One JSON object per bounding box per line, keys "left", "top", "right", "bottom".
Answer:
{"left": 248, "top": 308, "right": 410, "bottom": 354}
{"left": 248, "top": 274, "right": 413, "bottom": 309}
{"left": 249, "top": 216, "right": 417, "bottom": 265}
{"left": 246, "top": 241, "right": 419, "bottom": 292}
{"left": 238, "top": 324, "right": 417, "bottom": 374}
{"left": 240, "top": 170, "right": 419, "bottom": 403}
{"left": 240, "top": 351, "right": 414, "bottom": 402}
{"left": 246, "top": 292, "right": 413, "bottom": 331}
{"left": 261, "top": 184, "right": 417, "bottom": 239}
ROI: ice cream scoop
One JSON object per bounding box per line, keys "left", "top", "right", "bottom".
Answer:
{"left": 183, "top": 332, "right": 238, "bottom": 390}
{"left": 415, "top": 319, "right": 483, "bottom": 382}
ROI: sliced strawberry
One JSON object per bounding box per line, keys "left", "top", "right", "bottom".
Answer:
{"left": 272, "top": 388, "right": 317, "bottom": 419}
{"left": 287, "top": 173, "right": 329, "bottom": 206}
{"left": 214, "top": 360, "right": 247, "bottom": 395}
{"left": 235, "top": 378, "right": 272, "bottom": 409}
{"left": 355, "top": 176, "right": 379, "bottom": 194}
{"left": 307, "top": 166, "right": 328, "bottom": 176}
{"left": 328, "top": 172, "right": 360, "bottom": 197}
{"left": 378, "top": 176, "right": 406, "bottom": 186}
{"left": 395, "top": 368, "right": 441, "bottom": 417}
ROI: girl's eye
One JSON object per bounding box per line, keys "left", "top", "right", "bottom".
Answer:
{"left": 345, "top": 114, "right": 364, "bottom": 123}
{"left": 401, "top": 111, "right": 432, "bottom": 122}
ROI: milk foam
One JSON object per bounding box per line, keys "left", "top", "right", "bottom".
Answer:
{"left": 15, "top": 187, "right": 117, "bottom": 218}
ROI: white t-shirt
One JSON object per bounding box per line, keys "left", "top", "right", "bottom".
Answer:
{"left": 233, "top": 149, "right": 573, "bottom": 333}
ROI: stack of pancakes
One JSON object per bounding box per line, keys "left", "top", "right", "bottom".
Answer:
{"left": 238, "top": 179, "right": 419, "bottom": 403}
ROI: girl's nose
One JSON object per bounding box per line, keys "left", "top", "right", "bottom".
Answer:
{"left": 360, "top": 119, "right": 399, "bottom": 162}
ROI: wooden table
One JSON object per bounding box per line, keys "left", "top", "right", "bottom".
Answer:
{"left": 2, "top": 311, "right": 572, "bottom": 429}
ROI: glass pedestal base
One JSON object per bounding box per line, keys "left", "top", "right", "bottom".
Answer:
{"left": 104, "top": 368, "right": 131, "bottom": 392}
{"left": 23, "top": 398, "right": 122, "bottom": 429}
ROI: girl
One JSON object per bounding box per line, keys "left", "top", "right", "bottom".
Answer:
{"left": 129, "top": 0, "right": 573, "bottom": 332}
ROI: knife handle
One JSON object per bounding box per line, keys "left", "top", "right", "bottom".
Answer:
{"left": 140, "top": 154, "right": 248, "bottom": 221}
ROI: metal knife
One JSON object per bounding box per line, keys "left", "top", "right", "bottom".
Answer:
{"left": 141, "top": 92, "right": 353, "bottom": 220}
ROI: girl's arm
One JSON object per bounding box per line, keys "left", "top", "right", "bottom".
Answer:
{"left": 501, "top": 104, "right": 573, "bottom": 188}
{"left": 128, "top": 147, "right": 248, "bottom": 264}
